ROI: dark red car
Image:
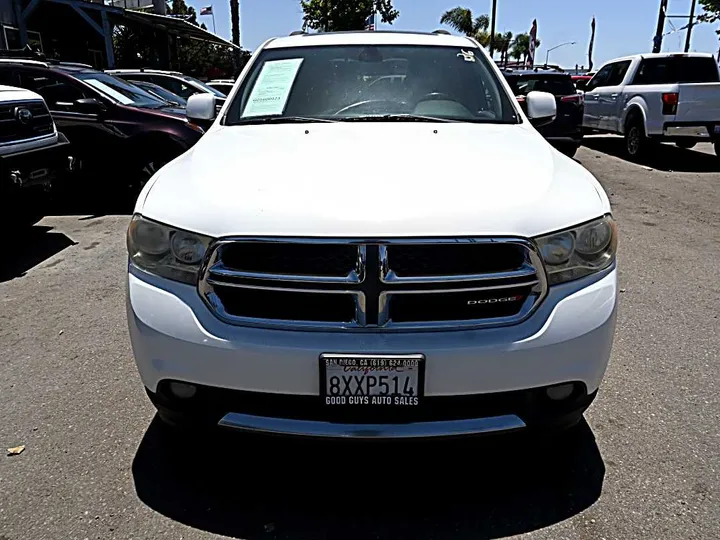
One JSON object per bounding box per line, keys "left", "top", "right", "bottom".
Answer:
{"left": 0, "top": 60, "right": 204, "bottom": 192}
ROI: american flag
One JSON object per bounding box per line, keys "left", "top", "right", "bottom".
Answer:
{"left": 365, "top": 13, "right": 375, "bottom": 31}
{"left": 199, "top": 6, "right": 213, "bottom": 15}
{"left": 528, "top": 19, "right": 537, "bottom": 68}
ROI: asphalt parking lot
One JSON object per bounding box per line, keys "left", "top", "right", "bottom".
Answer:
{"left": 1, "top": 136, "right": 718, "bottom": 540}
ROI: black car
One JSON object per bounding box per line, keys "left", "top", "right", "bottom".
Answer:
{"left": 502, "top": 70, "right": 584, "bottom": 157}
{"left": 0, "top": 61, "right": 203, "bottom": 191}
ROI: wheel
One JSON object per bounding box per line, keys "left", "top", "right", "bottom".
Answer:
{"left": 675, "top": 140, "right": 697, "bottom": 150}
{"left": 624, "top": 116, "right": 648, "bottom": 159}
{"left": 556, "top": 143, "right": 580, "bottom": 158}
{"left": 135, "top": 155, "right": 171, "bottom": 192}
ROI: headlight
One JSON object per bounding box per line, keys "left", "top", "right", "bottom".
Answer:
{"left": 535, "top": 216, "right": 617, "bottom": 285}
{"left": 127, "top": 215, "right": 213, "bottom": 284}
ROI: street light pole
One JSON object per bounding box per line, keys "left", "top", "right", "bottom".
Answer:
{"left": 489, "top": 0, "right": 498, "bottom": 57}
{"left": 545, "top": 41, "right": 577, "bottom": 66}
{"left": 684, "top": 0, "right": 697, "bottom": 53}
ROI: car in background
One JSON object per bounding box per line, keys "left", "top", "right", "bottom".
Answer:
{"left": 130, "top": 79, "right": 187, "bottom": 107}
{"left": 582, "top": 53, "right": 720, "bottom": 158}
{"left": 572, "top": 74, "right": 593, "bottom": 91}
{"left": 0, "top": 83, "right": 70, "bottom": 223}
{"left": 108, "top": 69, "right": 227, "bottom": 112}
{"left": 0, "top": 60, "right": 203, "bottom": 192}
{"left": 503, "top": 69, "right": 584, "bottom": 157}
{"left": 206, "top": 79, "right": 235, "bottom": 96}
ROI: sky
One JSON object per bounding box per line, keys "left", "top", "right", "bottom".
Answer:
{"left": 184, "top": 0, "right": 720, "bottom": 68}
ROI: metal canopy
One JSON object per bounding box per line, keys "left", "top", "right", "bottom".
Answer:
{"left": 120, "top": 10, "right": 240, "bottom": 49}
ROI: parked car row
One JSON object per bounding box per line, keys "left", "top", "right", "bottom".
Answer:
{"left": 503, "top": 53, "right": 720, "bottom": 161}
{"left": 0, "top": 58, "right": 237, "bottom": 222}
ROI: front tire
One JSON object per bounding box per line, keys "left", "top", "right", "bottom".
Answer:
{"left": 624, "top": 116, "right": 648, "bottom": 159}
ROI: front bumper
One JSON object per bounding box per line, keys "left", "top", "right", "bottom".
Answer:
{"left": 0, "top": 133, "right": 70, "bottom": 189}
{"left": 127, "top": 266, "right": 618, "bottom": 438}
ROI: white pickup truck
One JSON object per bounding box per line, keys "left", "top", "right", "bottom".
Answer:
{"left": 582, "top": 53, "right": 720, "bottom": 158}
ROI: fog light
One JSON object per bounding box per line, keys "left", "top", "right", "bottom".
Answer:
{"left": 169, "top": 382, "right": 197, "bottom": 399}
{"left": 546, "top": 383, "right": 575, "bottom": 401}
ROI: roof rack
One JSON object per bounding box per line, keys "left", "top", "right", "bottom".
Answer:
{"left": 0, "top": 58, "right": 49, "bottom": 67}
{"left": 289, "top": 30, "right": 306, "bottom": 36}
{"left": 49, "top": 60, "right": 93, "bottom": 68}
{"left": 432, "top": 29, "right": 451, "bottom": 35}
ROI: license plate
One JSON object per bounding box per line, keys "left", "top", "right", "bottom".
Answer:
{"left": 320, "top": 354, "right": 425, "bottom": 407}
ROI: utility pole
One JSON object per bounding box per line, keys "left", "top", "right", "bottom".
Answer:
{"left": 489, "top": 0, "right": 498, "bottom": 57}
{"left": 653, "top": 0, "right": 668, "bottom": 53}
{"left": 684, "top": 0, "right": 697, "bottom": 52}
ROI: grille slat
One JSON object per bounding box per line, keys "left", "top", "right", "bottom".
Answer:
{"left": 199, "top": 238, "right": 547, "bottom": 331}
{"left": 387, "top": 243, "right": 526, "bottom": 277}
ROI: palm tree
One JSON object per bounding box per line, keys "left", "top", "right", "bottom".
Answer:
{"left": 510, "top": 33, "right": 541, "bottom": 66}
{"left": 440, "top": 7, "right": 490, "bottom": 40}
{"left": 497, "top": 31, "right": 513, "bottom": 66}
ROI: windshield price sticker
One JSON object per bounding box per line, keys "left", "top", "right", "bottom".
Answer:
{"left": 241, "top": 58, "right": 304, "bottom": 117}
{"left": 320, "top": 355, "right": 425, "bottom": 407}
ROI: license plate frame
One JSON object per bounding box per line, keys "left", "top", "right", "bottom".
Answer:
{"left": 319, "top": 353, "right": 425, "bottom": 407}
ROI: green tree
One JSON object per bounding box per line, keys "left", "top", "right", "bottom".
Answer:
{"left": 301, "top": 0, "right": 399, "bottom": 32}
{"left": 439, "top": 7, "right": 489, "bottom": 37}
{"left": 113, "top": 0, "right": 248, "bottom": 78}
{"left": 699, "top": 0, "right": 720, "bottom": 33}
{"left": 509, "top": 33, "right": 540, "bottom": 65}
{"left": 496, "top": 31, "right": 513, "bottom": 65}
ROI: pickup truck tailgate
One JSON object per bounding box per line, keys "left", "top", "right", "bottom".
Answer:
{"left": 677, "top": 83, "right": 720, "bottom": 122}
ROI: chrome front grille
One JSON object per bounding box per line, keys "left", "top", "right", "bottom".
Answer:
{"left": 199, "top": 238, "right": 548, "bottom": 331}
{"left": 0, "top": 100, "right": 54, "bottom": 146}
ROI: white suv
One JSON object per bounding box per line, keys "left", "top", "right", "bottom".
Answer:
{"left": 126, "top": 31, "right": 618, "bottom": 439}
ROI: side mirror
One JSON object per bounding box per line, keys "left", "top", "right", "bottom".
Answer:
{"left": 575, "top": 80, "right": 588, "bottom": 91}
{"left": 74, "top": 97, "right": 104, "bottom": 114}
{"left": 187, "top": 93, "right": 217, "bottom": 123}
{"left": 525, "top": 91, "right": 557, "bottom": 128}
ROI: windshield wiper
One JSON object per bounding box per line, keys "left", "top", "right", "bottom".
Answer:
{"left": 233, "top": 115, "right": 338, "bottom": 125}
{"left": 338, "top": 114, "right": 458, "bottom": 123}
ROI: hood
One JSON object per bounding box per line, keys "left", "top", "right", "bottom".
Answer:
{"left": 121, "top": 103, "right": 187, "bottom": 120}
{"left": 0, "top": 85, "right": 44, "bottom": 102}
{"left": 139, "top": 122, "right": 609, "bottom": 239}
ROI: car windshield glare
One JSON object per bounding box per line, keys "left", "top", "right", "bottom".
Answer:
{"left": 76, "top": 72, "right": 167, "bottom": 108}
{"left": 226, "top": 45, "right": 519, "bottom": 125}
{"left": 182, "top": 75, "right": 227, "bottom": 97}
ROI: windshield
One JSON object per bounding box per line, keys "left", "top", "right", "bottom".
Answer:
{"left": 182, "top": 75, "right": 227, "bottom": 97}
{"left": 75, "top": 72, "right": 167, "bottom": 108}
{"left": 225, "top": 45, "right": 519, "bottom": 124}
{"left": 632, "top": 57, "right": 720, "bottom": 84}
{"left": 132, "top": 80, "right": 187, "bottom": 106}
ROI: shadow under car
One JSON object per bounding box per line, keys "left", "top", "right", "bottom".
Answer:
{"left": 132, "top": 416, "right": 605, "bottom": 539}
